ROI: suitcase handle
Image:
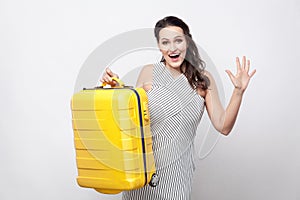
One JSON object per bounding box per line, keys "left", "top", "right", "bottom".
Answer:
{"left": 102, "top": 77, "right": 125, "bottom": 88}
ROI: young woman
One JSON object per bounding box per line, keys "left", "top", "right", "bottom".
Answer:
{"left": 101, "top": 16, "right": 256, "bottom": 200}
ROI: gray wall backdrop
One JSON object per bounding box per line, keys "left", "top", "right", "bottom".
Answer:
{"left": 1, "top": 0, "right": 299, "bottom": 199}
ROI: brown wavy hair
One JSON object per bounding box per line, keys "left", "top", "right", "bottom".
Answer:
{"left": 154, "top": 16, "right": 210, "bottom": 90}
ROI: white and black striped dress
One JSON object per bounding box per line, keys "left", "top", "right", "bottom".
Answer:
{"left": 122, "top": 62, "right": 205, "bottom": 200}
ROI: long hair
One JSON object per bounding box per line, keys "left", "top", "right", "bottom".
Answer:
{"left": 154, "top": 16, "right": 210, "bottom": 90}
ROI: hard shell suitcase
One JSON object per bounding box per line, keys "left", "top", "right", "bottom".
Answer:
{"left": 71, "top": 78, "right": 157, "bottom": 194}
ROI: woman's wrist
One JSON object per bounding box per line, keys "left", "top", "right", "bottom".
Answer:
{"left": 233, "top": 87, "right": 244, "bottom": 96}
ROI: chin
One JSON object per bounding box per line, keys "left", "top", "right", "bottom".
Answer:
{"left": 165, "top": 59, "right": 184, "bottom": 69}
{"left": 169, "top": 63, "right": 181, "bottom": 69}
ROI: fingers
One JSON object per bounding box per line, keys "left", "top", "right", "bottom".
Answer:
{"left": 101, "top": 74, "right": 112, "bottom": 83}
{"left": 225, "top": 69, "right": 235, "bottom": 82}
{"left": 242, "top": 56, "right": 246, "bottom": 69}
{"left": 245, "top": 59, "right": 250, "bottom": 73}
{"left": 236, "top": 57, "right": 242, "bottom": 73}
{"left": 225, "top": 69, "right": 239, "bottom": 88}
{"left": 249, "top": 69, "right": 256, "bottom": 78}
{"left": 106, "top": 68, "right": 114, "bottom": 77}
{"left": 227, "top": 57, "right": 256, "bottom": 90}
{"left": 237, "top": 56, "right": 251, "bottom": 73}
{"left": 100, "top": 68, "right": 119, "bottom": 86}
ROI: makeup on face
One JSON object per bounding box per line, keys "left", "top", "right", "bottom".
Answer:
{"left": 158, "top": 26, "right": 187, "bottom": 71}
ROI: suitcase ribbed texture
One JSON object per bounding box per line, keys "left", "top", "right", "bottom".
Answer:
{"left": 71, "top": 87, "right": 156, "bottom": 194}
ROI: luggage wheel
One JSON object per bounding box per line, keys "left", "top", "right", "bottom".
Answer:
{"left": 149, "top": 173, "right": 159, "bottom": 187}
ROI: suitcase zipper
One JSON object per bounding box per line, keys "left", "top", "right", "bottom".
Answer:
{"left": 130, "top": 89, "right": 148, "bottom": 186}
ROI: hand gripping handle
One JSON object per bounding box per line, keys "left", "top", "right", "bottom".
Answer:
{"left": 102, "top": 77, "right": 125, "bottom": 88}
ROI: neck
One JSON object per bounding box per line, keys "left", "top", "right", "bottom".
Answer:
{"left": 164, "top": 61, "right": 186, "bottom": 74}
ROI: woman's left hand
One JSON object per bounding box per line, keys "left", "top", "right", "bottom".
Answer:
{"left": 225, "top": 56, "right": 256, "bottom": 92}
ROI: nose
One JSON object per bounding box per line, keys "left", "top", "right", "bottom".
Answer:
{"left": 169, "top": 42, "right": 177, "bottom": 51}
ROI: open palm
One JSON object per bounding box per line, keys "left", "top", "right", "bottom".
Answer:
{"left": 225, "top": 56, "right": 256, "bottom": 92}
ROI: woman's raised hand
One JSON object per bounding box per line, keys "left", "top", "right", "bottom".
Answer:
{"left": 100, "top": 68, "right": 119, "bottom": 86}
{"left": 225, "top": 56, "right": 256, "bottom": 93}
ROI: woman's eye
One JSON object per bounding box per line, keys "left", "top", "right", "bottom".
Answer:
{"left": 162, "top": 41, "right": 168, "bottom": 45}
{"left": 175, "top": 39, "right": 183, "bottom": 43}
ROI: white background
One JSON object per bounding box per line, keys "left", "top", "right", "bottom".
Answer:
{"left": 1, "top": 0, "right": 299, "bottom": 199}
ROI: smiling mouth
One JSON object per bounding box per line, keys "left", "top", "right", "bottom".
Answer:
{"left": 169, "top": 53, "right": 180, "bottom": 59}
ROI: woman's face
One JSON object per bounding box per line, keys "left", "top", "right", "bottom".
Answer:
{"left": 158, "top": 26, "right": 187, "bottom": 71}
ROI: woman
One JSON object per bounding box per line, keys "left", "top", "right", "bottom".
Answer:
{"left": 101, "top": 16, "right": 256, "bottom": 200}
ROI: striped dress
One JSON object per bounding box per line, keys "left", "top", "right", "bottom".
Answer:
{"left": 122, "top": 62, "right": 205, "bottom": 200}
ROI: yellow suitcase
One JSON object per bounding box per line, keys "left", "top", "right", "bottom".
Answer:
{"left": 71, "top": 78, "right": 158, "bottom": 194}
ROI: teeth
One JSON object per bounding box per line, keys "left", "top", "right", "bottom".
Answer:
{"left": 169, "top": 53, "right": 180, "bottom": 59}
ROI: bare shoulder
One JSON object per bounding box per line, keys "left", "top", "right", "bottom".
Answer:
{"left": 196, "top": 70, "right": 216, "bottom": 98}
{"left": 203, "top": 70, "right": 214, "bottom": 82}
{"left": 203, "top": 70, "right": 218, "bottom": 89}
{"left": 135, "top": 64, "right": 154, "bottom": 91}
{"left": 140, "top": 64, "right": 154, "bottom": 74}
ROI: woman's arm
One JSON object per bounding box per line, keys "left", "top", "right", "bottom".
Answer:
{"left": 202, "top": 56, "right": 256, "bottom": 136}
{"left": 135, "top": 64, "right": 154, "bottom": 91}
{"left": 101, "top": 65, "right": 153, "bottom": 90}
{"left": 100, "top": 68, "right": 119, "bottom": 86}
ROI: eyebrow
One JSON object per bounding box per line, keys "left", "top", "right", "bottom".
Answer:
{"left": 160, "top": 35, "right": 184, "bottom": 40}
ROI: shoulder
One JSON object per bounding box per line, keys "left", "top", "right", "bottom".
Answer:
{"left": 135, "top": 64, "right": 154, "bottom": 91}
{"left": 140, "top": 64, "right": 154, "bottom": 74}
{"left": 203, "top": 70, "right": 214, "bottom": 82}
{"left": 197, "top": 70, "right": 216, "bottom": 98}
{"left": 138, "top": 64, "right": 154, "bottom": 80}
